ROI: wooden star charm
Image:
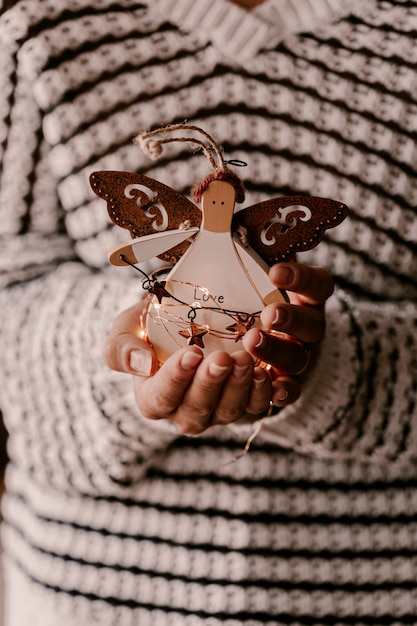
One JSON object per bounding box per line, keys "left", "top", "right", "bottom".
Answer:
{"left": 225, "top": 315, "right": 256, "bottom": 341}
{"left": 148, "top": 280, "right": 171, "bottom": 303}
{"left": 178, "top": 323, "right": 209, "bottom": 348}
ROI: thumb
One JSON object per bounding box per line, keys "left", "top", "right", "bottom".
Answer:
{"left": 103, "top": 302, "right": 158, "bottom": 376}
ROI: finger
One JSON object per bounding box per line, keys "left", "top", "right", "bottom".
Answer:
{"left": 174, "top": 351, "right": 234, "bottom": 435}
{"left": 245, "top": 366, "right": 273, "bottom": 416}
{"left": 211, "top": 351, "right": 255, "bottom": 425}
{"left": 133, "top": 346, "right": 204, "bottom": 419}
{"left": 261, "top": 302, "right": 326, "bottom": 343}
{"left": 271, "top": 377, "right": 301, "bottom": 407}
{"left": 103, "top": 302, "right": 158, "bottom": 376}
{"left": 242, "top": 328, "right": 310, "bottom": 376}
{"left": 269, "top": 263, "right": 334, "bottom": 305}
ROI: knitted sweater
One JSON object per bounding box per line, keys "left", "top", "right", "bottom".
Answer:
{"left": 1, "top": 0, "right": 417, "bottom": 624}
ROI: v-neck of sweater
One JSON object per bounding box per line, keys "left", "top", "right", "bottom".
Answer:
{"left": 150, "top": 0, "right": 360, "bottom": 60}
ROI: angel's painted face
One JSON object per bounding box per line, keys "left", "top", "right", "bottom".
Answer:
{"left": 201, "top": 180, "right": 236, "bottom": 232}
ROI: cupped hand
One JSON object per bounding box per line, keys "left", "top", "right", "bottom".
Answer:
{"left": 242, "top": 261, "right": 333, "bottom": 407}
{"left": 103, "top": 303, "right": 272, "bottom": 435}
{"left": 103, "top": 262, "right": 333, "bottom": 434}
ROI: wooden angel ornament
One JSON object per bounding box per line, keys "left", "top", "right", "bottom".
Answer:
{"left": 90, "top": 124, "right": 348, "bottom": 365}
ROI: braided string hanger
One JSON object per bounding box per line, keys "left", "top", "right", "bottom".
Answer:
{"left": 134, "top": 123, "right": 227, "bottom": 170}
{"left": 134, "top": 123, "right": 246, "bottom": 205}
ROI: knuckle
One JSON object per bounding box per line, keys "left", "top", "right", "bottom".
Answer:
{"left": 270, "top": 342, "right": 309, "bottom": 376}
{"left": 294, "top": 265, "right": 310, "bottom": 292}
{"left": 248, "top": 385, "right": 271, "bottom": 413}
{"left": 289, "top": 307, "right": 326, "bottom": 343}
{"left": 246, "top": 399, "right": 270, "bottom": 416}
{"left": 314, "top": 268, "right": 334, "bottom": 301}
{"left": 102, "top": 338, "right": 121, "bottom": 371}
{"left": 272, "top": 380, "right": 299, "bottom": 406}
{"left": 152, "top": 389, "right": 177, "bottom": 415}
{"left": 103, "top": 331, "right": 134, "bottom": 372}
{"left": 295, "top": 265, "right": 334, "bottom": 302}
{"left": 102, "top": 340, "right": 114, "bottom": 369}
{"left": 308, "top": 309, "right": 326, "bottom": 342}
{"left": 176, "top": 420, "right": 207, "bottom": 436}
{"left": 139, "top": 406, "right": 159, "bottom": 421}
{"left": 215, "top": 403, "right": 244, "bottom": 424}
{"left": 286, "top": 308, "right": 305, "bottom": 334}
{"left": 182, "top": 401, "right": 211, "bottom": 421}
{"left": 314, "top": 317, "right": 327, "bottom": 342}
{"left": 154, "top": 367, "right": 195, "bottom": 411}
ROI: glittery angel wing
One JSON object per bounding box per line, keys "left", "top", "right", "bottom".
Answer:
{"left": 232, "top": 195, "right": 349, "bottom": 265}
{"left": 89, "top": 171, "right": 202, "bottom": 263}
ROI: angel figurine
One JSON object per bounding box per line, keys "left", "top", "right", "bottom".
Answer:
{"left": 90, "top": 124, "right": 348, "bottom": 365}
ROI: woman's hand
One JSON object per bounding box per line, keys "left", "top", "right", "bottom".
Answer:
{"left": 242, "top": 262, "right": 334, "bottom": 407}
{"left": 103, "top": 304, "right": 273, "bottom": 435}
{"left": 103, "top": 262, "right": 333, "bottom": 434}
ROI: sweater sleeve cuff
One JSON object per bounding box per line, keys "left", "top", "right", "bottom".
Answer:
{"left": 257, "top": 290, "right": 359, "bottom": 455}
{"left": 229, "top": 290, "right": 417, "bottom": 465}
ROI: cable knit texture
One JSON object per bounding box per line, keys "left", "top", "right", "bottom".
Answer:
{"left": 1, "top": 0, "right": 417, "bottom": 624}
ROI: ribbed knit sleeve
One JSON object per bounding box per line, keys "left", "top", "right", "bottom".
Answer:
{"left": 238, "top": 291, "right": 417, "bottom": 464}
{"left": 0, "top": 269, "right": 181, "bottom": 491}
{"left": 0, "top": 1, "right": 180, "bottom": 495}
{"left": 0, "top": 8, "right": 74, "bottom": 287}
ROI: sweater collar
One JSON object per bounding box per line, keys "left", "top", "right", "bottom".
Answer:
{"left": 150, "top": 0, "right": 359, "bottom": 59}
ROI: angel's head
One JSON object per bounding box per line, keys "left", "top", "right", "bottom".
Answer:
{"left": 192, "top": 168, "right": 246, "bottom": 205}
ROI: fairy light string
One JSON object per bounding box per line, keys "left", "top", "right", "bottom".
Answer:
{"left": 119, "top": 254, "right": 260, "bottom": 347}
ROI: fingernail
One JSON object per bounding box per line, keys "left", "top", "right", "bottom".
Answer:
{"left": 272, "top": 264, "right": 294, "bottom": 287}
{"left": 208, "top": 363, "right": 230, "bottom": 378}
{"left": 255, "top": 331, "right": 266, "bottom": 349}
{"left": 273, "top": 384, "right": 289, "bottom": 403}
{"left": 272, "top": 307, "right": 288, "bottom": 327}
{"left": 233, "top": 363, "right": 250, "bottom": 379}
{"left": 130, "top": 350, "right": 153, "bottom": 376}
{"left": 253, "top": 368, "right": 267, "bottom": 386}
{"left": 181, "top": 350, "right": 203, "bottom": 371}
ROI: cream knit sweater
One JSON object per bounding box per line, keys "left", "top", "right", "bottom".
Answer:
{"left": 1, "top": 0, "right": 417, "bottom": 624}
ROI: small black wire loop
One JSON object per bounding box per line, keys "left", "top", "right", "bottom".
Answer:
{"left": 224, "top": 159, "right": 247, "bottom": 167}
{"left": 119, "top": 253, "right": 261, "bottom": 326}
{"left": 188, "top": 307, "right": 198, "bottom": 322}
{"left": 119, "top": 255, "right": 156, "bottom": 292}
